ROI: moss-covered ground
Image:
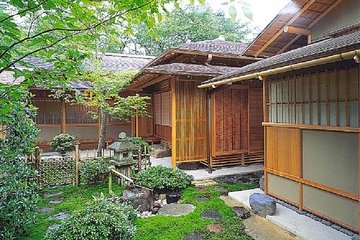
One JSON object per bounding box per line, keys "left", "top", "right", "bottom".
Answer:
{"left": 26, "top": 182, "right": 257, "bottom": 240}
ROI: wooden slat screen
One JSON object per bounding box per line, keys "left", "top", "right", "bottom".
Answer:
{"left": 32, "top": 99, "right": 62, "bottom": 125}
{"left": 249, "top": 88, "right": 264, "bottom": 151}
{"left": 66, "top": 103, "right": 98, "bottom": 124}
{"left": 175, "top": 81, "right": 207, "bottom": 162}
{"left": 154, "top": 92, "right": 171, "bottom": 126}
{"left": 214, "top": 88, "right": 248, "bottom": 155}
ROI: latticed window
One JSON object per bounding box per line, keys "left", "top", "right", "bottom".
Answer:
{"left": 267, "top": 66, "right": 359, "bottom": 128}
{"left": 154, "top": 91, "right": 171, "bottom": 126}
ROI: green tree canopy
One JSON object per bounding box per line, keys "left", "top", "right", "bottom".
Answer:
{"left": 128, "top": 5, "right": 252, "bottom": 55}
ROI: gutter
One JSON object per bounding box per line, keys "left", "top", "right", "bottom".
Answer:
{"left": 198, "top": 49, "right": 360, "bottom": 88}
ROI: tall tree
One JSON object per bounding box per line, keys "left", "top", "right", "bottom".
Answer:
{"left": 76, "top": 69, "right": 149, "bottom": 156}
{"left": 128, "top": 5, "right": 253, "bottom": 55}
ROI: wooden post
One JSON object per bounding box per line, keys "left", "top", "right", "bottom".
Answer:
{"left": 108, "top": 169, "right": 113, "bottom": 194}
{"left": 61, "top": 100, "right": 66, "bottom": 133}
{"left": 263, "top": 79, "right": 268, "bottom": 194}
{"left": 171, "top": 78, "right": 177, "bottom": 170}
{"left": 75, "top": 144, "right": 80, "bottom": 186}
{"left": 241, "top": 153, "right": 245, "bottom": 166}
{"left": 135, "top": 111, "right": 139, "bottom": 137}
{"left": 138, "top": 146, "right": 142, "bottom": 172}
{"left": 34, "top": 146, "right": 41, "bottom": 184}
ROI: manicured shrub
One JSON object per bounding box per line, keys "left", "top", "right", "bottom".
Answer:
{"left": 46, "top": 195, "right": 137, "bottom": 240}
{"left": 81, "top": 158, "right": 110, "bottom": 184}
{"left": 50, "top": 133, "right": 77, "bottom": 154}
{"left": 135, "top": 166, "right": 193, "bottom": 192}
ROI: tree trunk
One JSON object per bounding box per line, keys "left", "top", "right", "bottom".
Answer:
{"left": 97, "top": 109, "right": 107, "bottom": 157}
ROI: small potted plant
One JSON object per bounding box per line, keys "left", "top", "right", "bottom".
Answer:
{"left": 50, "top": 133, "right": 77, "bottom": 156}
{"left": 135, "top": 166, "right": 193, "bottom": 203}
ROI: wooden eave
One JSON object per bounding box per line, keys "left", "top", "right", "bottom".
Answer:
{"left": 244, "top": 0, "right": 344, "bottom": 58}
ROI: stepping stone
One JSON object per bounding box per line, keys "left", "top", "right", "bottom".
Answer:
{"left": 48, "top": 212, "right": 70, "bottom": 220}
{"left": 158, "top": 203, "right": 195, "bottom": 216}
{"left": 46, "top": 224, "right": 61, "bottom": 233}
{"left": 44, "top": 191, "right": 63, "bottom": 198}
{"left": 49, "top": 197, "right": 64, "bottom": 204}
{"left": 196, "top": 196, "right": 211, "bottom": 202}
{"left": 206, "top": 224, "right": 224, "bottom": 233}
{"left": 214, "top": 186, "right": 229, "bottom": 196}
{"left": 196, "top": 188, "right": 208, "bottom": 193}
{"left": 35, "top": 207, "right": 53, "bottom": 214}
{"left": 201, "top": 210, "right": 222, "bottom": 221}
{"left": 184, "top": 232, "right": 203, "bottom": 240}
{"left": 232, "top": 206, "right": 251, "bottom": 219}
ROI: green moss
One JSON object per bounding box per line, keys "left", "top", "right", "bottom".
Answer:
{"left": 25, "top": 182, "right": 256, "bottom": 240}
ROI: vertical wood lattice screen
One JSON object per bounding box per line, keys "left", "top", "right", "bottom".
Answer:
{"left": 32, "top": 99, "right": 62, "bottom": 125}
{"left": 268, "top": 67, "right": 359, "bottom": 127}
{"left": 66, "top": 104, "right": 98, "bottom": 124}
{"left": 214, "top": 87, "right": 248, "bottom": 155}
{"left": 175, "top": 81, "right": 207, "bottom": 162}
{"left": 154, "top": 92, "right": 171, "bottom": 126}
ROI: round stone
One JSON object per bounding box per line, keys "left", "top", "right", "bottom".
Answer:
{"left": 200, "top": 210, "right": 222, "bottom": 221}
{"left": 184, "top": 232, "right": 204, "bottom": 240}
{"left": 158, "top": 203, "right": 195, "bottom": 216}
{"left": 49, "top": 197, "right": 64, "bottom": 204}
{"left": 48, "top": 212, "right": 70, "bottom": 220}
{"left": 44, "top": 191, "right": 63, "bottom": 198}
{"left": 206, "top": 224, "right": 224, "bottom": 233}
{"left": 35, "top": 207, "right": 53, "bottom": 214}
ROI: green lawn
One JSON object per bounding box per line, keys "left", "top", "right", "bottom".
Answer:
{"left": 25, "top": 182, "right": 257, "bottom": 240}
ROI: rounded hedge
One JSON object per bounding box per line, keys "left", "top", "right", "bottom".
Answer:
{"left": 81, "top": 158, "right": 110, "bottom": 184}
{"left": 46, "top": 195, "right": 137, "bottom": 240}
{"left": 135, "top": 166, "right": 193, "bottom": 192}
{"left": 50, "top": 133, "right": 77, "bottom": 154}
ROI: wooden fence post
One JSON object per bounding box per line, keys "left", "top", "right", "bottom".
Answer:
{"left": 138, "top": 146, "right": 142, "bottom": 172}
{"left": 75, "top": 144, "right": 80, "bottom": 186}
{"left": 34, "top": 146, "right": 42, "bottom": 184}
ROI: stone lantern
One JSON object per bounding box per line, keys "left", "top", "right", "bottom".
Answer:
{"left": 108, "top": 132, "right": 137, "bottom": 185}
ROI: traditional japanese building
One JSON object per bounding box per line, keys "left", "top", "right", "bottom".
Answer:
{"left": 199, "top": 0, "right": 360, "bottom": 233}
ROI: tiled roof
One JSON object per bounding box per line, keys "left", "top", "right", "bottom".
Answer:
{"left": 176, "top": 39, "right": 248, "bottom": 56}
{"left": 0, "top": 54, "right": 154, "bottom": 88}
{"left": 144, "top": 63, "right": 240, "bottom": 76}
{"left": 202, "top": 31, "right": 360, "bottom": 85}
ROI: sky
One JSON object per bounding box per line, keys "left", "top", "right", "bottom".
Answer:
{"left": 183, "top": 0, "right": 290, "bottom": 30}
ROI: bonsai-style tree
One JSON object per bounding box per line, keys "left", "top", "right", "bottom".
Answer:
{"left": 78, "top": 69, "right": 149, "bottom": 156}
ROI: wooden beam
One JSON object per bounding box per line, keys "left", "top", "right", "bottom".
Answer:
{"left": 61, "top": 100, "right": 66, "bottom": 133}
{"left": 277, "top": 0, "right": 344, "bottom": 55}
{"left": 171, "top": 78, "right": 177, "bottom": 170}
{"left": 254, "top": 0, "right": 317, "bottom": 57}
{"left": 136, "top": 74, "right": 172, "bottom": 90}
{"left": 283, "top": 25, "right": 311, "bottom": 35}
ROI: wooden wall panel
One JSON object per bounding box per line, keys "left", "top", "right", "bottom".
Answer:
{"left": 175, "top": 81, "right": 207, "bottom": 162}
{"left": 266, "top": 126, "right": 301, "bottom": 177}
{"left": 138, "top": 94, "right": 154, "bottom": 138}
{"left": 155, "top": 124, "right": 171, "bottom": 142}
{"left": 249, "top": 88, "right": 264, "bottom": 151}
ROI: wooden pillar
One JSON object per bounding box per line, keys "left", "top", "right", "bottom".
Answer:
{"left": 299, "top": 130, "right": 303, "bottom": 211}
{"left": 74, "top": 144, "right": 80, "bottom": 186}
{"left": 206, "top": 91, "right": 212, "bottom": 173}
{"left": 171, "top": 78, "right": 177, "bottom": 170}
{"left": 263, "top": 79, "right": 269, "bottom": 193}
{"left": 357, "top": 64, "right": 360, "bottom": 233}
{"left": 135, "top": 111, "right": 139, "bottom": 137}
{"left": 61, "top": 100, "right": 66, "bottom": 133}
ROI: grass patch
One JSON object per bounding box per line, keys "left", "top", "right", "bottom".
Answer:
{"left": 25, "top": 182, "right": 256, "bottom": 240}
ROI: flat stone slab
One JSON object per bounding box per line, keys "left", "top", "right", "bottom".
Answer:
{"left": 214, "top": 171, "right": 263, "bottom": 185}
{"left": 201, "top": 210, "right": 222, "bottom": 221}
{"left": 47, "top": 224, "right": 61, "bottom": 233}
{"left": 49, "top": 197, "right": 64, "bottom": 204}
{"left": 35, "top": 207, "right": 53, "bottom": 214}
{"left": 214, "top": 186, "right": 229, "bottom": 196}
{"left": 48, "top": 212, "right": 70, "bottom": 220}
{"left": 207, "top": 224, "right": 224, "bottom": 233}
{"left": 44, "top": 191, "right": 63, "bottom": 198}
{"left": 158, "top": 203, "right": 195, "bottom": 216}
{"left": 232, "top": 206, "right": 251, "bottom": 219}
{"left": 196, "top": 196, "right": 211, "bottom": 202}
{"left": 184, "top": 232, "right": 204, "bottom": 240}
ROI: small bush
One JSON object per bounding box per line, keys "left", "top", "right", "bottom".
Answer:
{"left": 50, "top": 133, "right": 77, "bottom": 154}
{"left": 46, "top": 195, "right": 137, "bottom": 240}
{"left": 135, "top": 166, "right": 193, "bottom": 192}
{"left": 81, "top": 159, "right": 110, "bottom": 184}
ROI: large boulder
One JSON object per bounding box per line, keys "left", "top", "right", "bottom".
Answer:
{"left": 259, "top": 175, "right": 265, "bottom": 191}
{"left": 249, "top": 193, "right": 276, "bottom": 217}
{"left": 150, "top": 144, "right": 171, "bottom": 158}
{"left": 120, "top": 186, "right": 153, "bottom": 213}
